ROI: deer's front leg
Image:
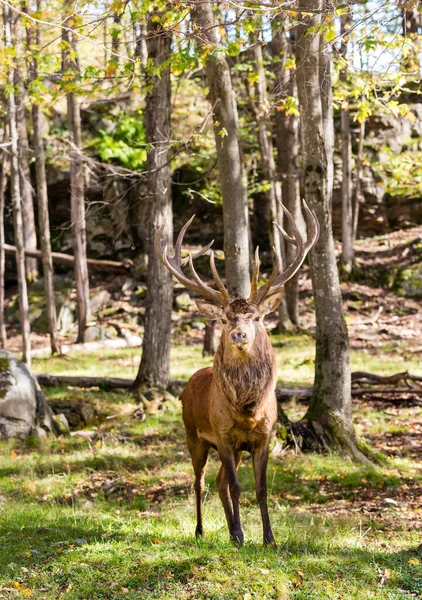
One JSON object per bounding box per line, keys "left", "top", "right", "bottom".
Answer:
{"left": 217, "top": 445, "right": 244, "bottom": 545}
{"left": 252, "top": 444, "right": 275, "bottom": 546}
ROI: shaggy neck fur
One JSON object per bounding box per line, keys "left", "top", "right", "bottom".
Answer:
{"left": 213, "top": 328, "right": 276, "bottom": 414}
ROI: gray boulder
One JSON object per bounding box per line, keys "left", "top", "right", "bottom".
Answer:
{"left": 0, "top": 350, "right": 56, "bottom": 438}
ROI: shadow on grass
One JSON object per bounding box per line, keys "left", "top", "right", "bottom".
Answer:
{"left": 0, "top": 501, "right": 421, "bottom": 599}
{"left": 0, "top": 442, "right": 186, "bottom": 479}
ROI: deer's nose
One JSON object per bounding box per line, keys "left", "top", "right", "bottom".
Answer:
{"left": 231, "top": 332, "right": 247, "bottom": 345}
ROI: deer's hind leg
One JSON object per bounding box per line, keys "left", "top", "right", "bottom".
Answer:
{"left": 187, "top": 438, "right": 210, "bottom": 538}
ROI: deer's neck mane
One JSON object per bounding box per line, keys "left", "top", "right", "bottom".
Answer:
{"left": 213, "top": 332, "right": 276, "bottom": 414}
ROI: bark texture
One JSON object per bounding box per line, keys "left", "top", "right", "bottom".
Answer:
{"left": 0, "top": 126, "right": 7, "bottom": 348}
{"left": 295, "top": 0, "right": 366, "bottom": 461}
{"left": 62, "top": 16, "right": 91, "bottom": 343}
{"left": 319, "top": 2, "right": 334, "bottom": 211}
{"left": 4, "top": 5, "right": 31, "bottom": 366}
{"left": 353, "top": 116, "right": 365, "bottom": 243}
{"left": 271, "top": 18, "right": 303, "bottom": 326}
{"left": 14, "top": 64, "right": 38, "bottom": 282}
{"left": 134, "top": 10, "right": 173, "bottom": 389}
{"left": 28, "top": 2, "right": 59, "bottom": 354}
{"left": 192, "top": 1, "right": 250, "bottom": 298}
{"left": 250, "top": 33, "right": 291, "bottom": 331}
{"left": 339, "top": 14, "right": 354, "bottom": 271}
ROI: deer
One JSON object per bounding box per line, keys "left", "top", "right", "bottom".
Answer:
{"left": 155, "top": 201, "right": 319, "bottom": 546}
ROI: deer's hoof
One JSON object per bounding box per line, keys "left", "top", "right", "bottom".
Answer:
{"left": 231, "top": 530, "right": 244, "bottom": 546}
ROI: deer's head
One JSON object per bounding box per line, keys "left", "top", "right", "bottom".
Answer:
{"left": 155, "top": 202, "right": 319, "bottom": 354}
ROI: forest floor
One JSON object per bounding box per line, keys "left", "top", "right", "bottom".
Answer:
{"left": 1, "top": 227, "right": 421, "bottom": 599}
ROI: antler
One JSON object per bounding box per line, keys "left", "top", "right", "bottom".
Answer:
{"left": 155, "top": 215, "right": 231, "bottom": 307}
{"left": 248, "top": 200, "right": 320, "bottom": 305}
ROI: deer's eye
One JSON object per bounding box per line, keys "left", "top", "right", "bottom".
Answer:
{"left": 254, "top": 317, "right": 260, "bottom": 322}
{"left": 221, "top": 319, "right": 227, "bottom": 325}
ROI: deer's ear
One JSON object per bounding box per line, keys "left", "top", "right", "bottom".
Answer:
{"left": 258, "top": 289, "right": 285, "bottom": 316}
{"left": 195, "top": 300, "right": 224, "bottom": 320}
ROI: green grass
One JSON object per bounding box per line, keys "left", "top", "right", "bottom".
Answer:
{"left": 1, "top": 409, "right": 421, "bottom": 600}
{"left": 1, "top": 336, "right": 421, "bottom": 599}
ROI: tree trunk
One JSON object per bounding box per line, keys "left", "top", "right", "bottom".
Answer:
{"left": 294, "top": 0, "right": 368, "bottom": 462}
{"left": 191, "top": 0, "right": 250, "bottom": 299}
{"left": 28, "top": 0, "right": 59, "bottom": 355}
{"left": 4, "top": 5, "right": 31, "bottom": 366}
{"left": 340, "top": 14, "right": 354, "bottom": 272}
{"left": 134, "top": 9, "right": 173, "bottom": 389}
{"left": 271, "top": 17, "right": 303, "bottom": 326}
{"left": 14, "top": 26, "right": 38, "bottom": 283}
{"left": 0, "top": 123, "right": 7, "bottom": 348}
{"left": 249, "top": 33, "right": 292, "bottom": 332}
{"left": 62, "top": 15, "right": 91, "bottom": 343}
{"left": 319, "top": 3, "right": 334, "bottom": 212}
{"left": 352, "top": 116, "right": 365, "bottom": 243}
{"left": 203, "top": 320, "right": 219, "bottom": 356}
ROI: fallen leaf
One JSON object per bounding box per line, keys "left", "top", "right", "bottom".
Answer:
{"left": 408, "top": 558, "right": 420, "bottom": 565}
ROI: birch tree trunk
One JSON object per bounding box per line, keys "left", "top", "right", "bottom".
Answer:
{"left": 294, "top": 0, "right": 369, "bottom": 462}
{"left": 191, "top": 0, "right": 250, "bottom": 299}
{"left": 0, "top": 122, "right": 7, "bottom": 348}
{"left": 15, "top": 28, "right": 38, "bottom": 282}
{"left": 4, "top": 5, "right": 31, "bottom": 366}
{"left": 62, "top": 13, "right": 91, "bottom": 343}
{"left": 340, "top": 14, "right": 354, "bottom": 272}
{"left": 134, "top": 9, "right": 173, "bottom": 389}
{"left": 250, "top": 33, "right": 291, "bottom": 331}
{"left": 271, "top": 18, "right": 303, "bottom": 326}
{"left": 28, "top": 0, "right": 59, "bottom": 354}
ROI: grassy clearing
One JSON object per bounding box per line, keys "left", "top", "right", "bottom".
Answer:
{"left": 31, "top": 332, "right": 422, "bottom": 388}
{"left": 1, "top": 336, "right": 422, "bottom": 599}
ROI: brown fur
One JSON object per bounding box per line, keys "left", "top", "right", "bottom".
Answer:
{"left": 214, "top": 331, "right": 275, "bottom": 414}
{"left": 180, "top": 297, "right": 280, "bottom": 545}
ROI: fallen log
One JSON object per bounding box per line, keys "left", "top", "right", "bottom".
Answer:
{"left": 4, "top": 244, "right": 134, "bottom": 273}
{"left": 351, "top": 370, "right": 422, "bottom": 385}
{"left": 36, "top": 374, "right": 134, "bottom": 389}
{"left": 36, "top": 372, "right": 422, "bottom": 401}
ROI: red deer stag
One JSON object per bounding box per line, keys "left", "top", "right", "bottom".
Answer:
{"left": 155, "top": 202, "right": 319, "bottom": 545}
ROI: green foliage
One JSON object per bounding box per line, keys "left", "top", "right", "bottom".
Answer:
{"left": 372, "top": 146, "right": 422, "bottom": 198}
{"left": 90, "top": 111, "right": 147, "bottom": 170}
